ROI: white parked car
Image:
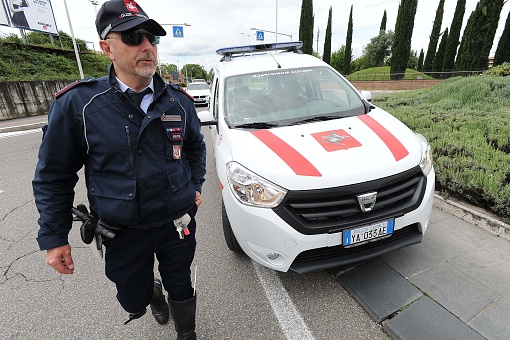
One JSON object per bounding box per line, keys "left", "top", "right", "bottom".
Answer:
{"left": 185, "top": 82, "right": 210, "bottom": 106}
{"left": 199, "top": 42, "right": 435, "bottom": 274}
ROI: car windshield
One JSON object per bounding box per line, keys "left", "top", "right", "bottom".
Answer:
{"left": 187, "top": 83, "right": 209, "bottom": 90}
{"left": 224, "top": 67, "right": 366, "bottom": 127}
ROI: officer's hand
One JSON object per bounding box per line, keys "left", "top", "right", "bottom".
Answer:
{"left": 195, "top": 191, "right": 202, "bottom": 207}
{"left": 46, "top": 245, "right": 75, "bottom": 274}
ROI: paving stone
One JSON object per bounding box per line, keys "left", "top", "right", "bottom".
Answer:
{"left": 336, "top": 258, "right": 422, "bottom": 323}
{"left": 447, "top": 247, "right": 510, "bottom": 295}
{"left": 384, "top": 296, "right": 485, "bottom": 340}
{"left": 382, "top": 220, "right": 477, "bottom": 279}
{"left": 409, "top": 262, "right": 499, "bottom": 322}
{"left": 469, "top": 294, "right": 510, "bottom": 340}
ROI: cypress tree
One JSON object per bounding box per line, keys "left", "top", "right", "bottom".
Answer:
{"left": 456, "top": 0, "right": 505, "bottom": 70}
{"left": 433, "top": 28, "right": 449, "bottom": 73}
{"left": 299, "top": 0, "right": 315, "bottom": 55}
{"left": 494, "top": 10, "right": 510, "bottom": 66}
{"left": 423, "top": 0, "right": 445, "bottom": 72}
{"left": 418, "top": 48, "right": 425, "bottom": 71}
{"left": 380, "top": 10, "right": 387, "bottom": 33}
{"left": 343, "top": 5, "right": 353, "bottom": 75}
{"left": 323, "top": 6, "right": 333, "bottom": 65}
{"left": 390, "top": 0, "right": 419, "bottom": 80}
{"left": 443, "top": 0, "right": 466, "bottom": 72}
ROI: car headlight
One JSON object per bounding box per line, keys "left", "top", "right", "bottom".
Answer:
{"left": 227, "top": 162, "right": 287, "bottom": 208}
{"left": 416, "top": 134, "right": 433, "bottom": 175}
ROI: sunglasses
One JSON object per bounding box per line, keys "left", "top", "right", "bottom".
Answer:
{"left": 107, "top": 29, "right": 160, "bottom": 46}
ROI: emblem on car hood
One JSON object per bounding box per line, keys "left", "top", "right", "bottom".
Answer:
{"left": 312, "top": 129, "right": 362, "bottom": 152}
{"left": 357, "top": 192, "right": 377, "bottom": 212}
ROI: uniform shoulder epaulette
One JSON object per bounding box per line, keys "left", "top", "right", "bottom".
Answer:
{"left": 54, "top": 78, "right": 96, "bottom": 99}
{"left": 167, "top": 82, "right": 194, "bottom": 103}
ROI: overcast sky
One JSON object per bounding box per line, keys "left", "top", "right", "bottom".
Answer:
{"left": 1, "top": 0, "right": 509, "bottom": 71}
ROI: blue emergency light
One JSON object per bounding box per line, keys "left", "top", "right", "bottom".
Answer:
{"left": 216, "top": 41, "right": 303, "bottom": 58}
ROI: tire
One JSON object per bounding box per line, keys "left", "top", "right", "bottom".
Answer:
{"left": 222, "top": 200, "right": 243, "bottom": 253}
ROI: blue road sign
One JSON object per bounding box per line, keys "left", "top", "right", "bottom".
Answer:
{"left": 256, "top": 31, "right": 264, "bottom": 41}
{"left": 173, "top": 26, "right": 184, "bottom": 38}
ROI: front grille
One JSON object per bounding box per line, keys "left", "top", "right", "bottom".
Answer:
{"left": 273, "top": 166, "right": 426, "bottom": 235}
{"left": 293, "top": 224, "right": 420, "bottom": 264}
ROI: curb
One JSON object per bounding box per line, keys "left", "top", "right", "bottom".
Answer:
{"left": 433, "top": 193, "right": 510, "bottom": 242}
{"left": 0, "top": 122, "right": 46, "bottom": 134}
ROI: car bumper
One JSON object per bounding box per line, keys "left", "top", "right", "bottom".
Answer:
{"left": 223, "top": 168, "right": 435, "bottom": 273}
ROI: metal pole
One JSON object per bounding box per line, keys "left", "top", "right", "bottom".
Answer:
{"left": 63, "top": 0, "right": 84, "bottom": 79}
{"left": 275, "top": 0, "right": 278, "bottom": 43}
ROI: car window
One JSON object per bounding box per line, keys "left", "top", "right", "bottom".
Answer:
{"left": 187, "top": 83, "right": 209, "bottom": 90}
{"left": 224, "top": 67, "right": 365, "bottom": 127}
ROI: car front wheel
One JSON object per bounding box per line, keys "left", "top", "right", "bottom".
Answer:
{"left": 222, "top": 200, "right": 243, "bottom": 253}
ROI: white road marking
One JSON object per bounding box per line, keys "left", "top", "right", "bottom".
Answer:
{"left": 0, "top": 190, "right": 3, "bottom": 194}
{"left": 0, "top": 129, "right": 40, "bottom": 139}
{"left": 252, "top": 261, "right": 315, "bottom": 340}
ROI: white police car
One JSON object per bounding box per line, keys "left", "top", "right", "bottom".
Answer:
{"left": 199, "top": 42, "right": 435, "bottom": 274}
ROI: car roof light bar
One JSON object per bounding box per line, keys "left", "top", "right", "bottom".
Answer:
{"left": 216, "top": 41, "right": 303, "bottom": 61}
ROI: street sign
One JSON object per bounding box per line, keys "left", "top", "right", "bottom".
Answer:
{"left": 256, "top": 31, "right": 264, "bottom": 41}
{"left": 173, "top": 26, "right": 184, "bottom": 38}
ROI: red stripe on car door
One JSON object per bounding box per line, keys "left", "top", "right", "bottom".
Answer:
{"left": 358, "top": 115, "right": 409, "bottom": 161}
{"left": 251, "top": 130, "right": 322, "bottom": 177}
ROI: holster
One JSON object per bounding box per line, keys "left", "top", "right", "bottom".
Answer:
{"left": 72, "top": 204, "right": 122, "bottom": 247}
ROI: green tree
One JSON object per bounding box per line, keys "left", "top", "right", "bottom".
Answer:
{"left": 380, "top": 10, "right": 387, "bottom": 33}
{"left": 423, "top": 0, "right": 445, "bottom": 71}
{"left": 299, "top": 0, "right": 314, "bottom": 55}
{"left": 343, "top": 5, "right": 353, "bottom": 75}
{"left": 323, "top": 6, "right": 333, "bottom": 64}
{"left": 330, "top": 45, "right": 346, "bottom": 72}
{"left": 407, "top": 50, "right": 418, "bottom": 70}
{"left": 363, "top": 30, "right": 394, "bottom": 67}
{"left": 456, "top": 0, "right": 505, "bottom": 70}
{"left": 390, "top": 0, "right": 419, "bottom": 79}
{"left": 417, "top": 48, "right": 425, "bottom": 71}
{"left": 443, "top": 0, "right": 466, "bottom": 71}
{"left": 433, "top": 28, "right": 449, "bottom": 73}
{"left": 494, "top": 10, "right": 510, "bottom": 66}
{"left": 182, "top": 64, "right": 207, "bottom": 81}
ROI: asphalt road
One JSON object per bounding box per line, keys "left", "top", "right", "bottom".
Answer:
{"left": 0, "top": 118, "right": 387, "bottom": 340}
{"left": 1, "top": 106, "right": 509, "bottom": 340}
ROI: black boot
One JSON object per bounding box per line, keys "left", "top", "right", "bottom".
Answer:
{"left": 150, "top": 279, "right": 170, "bottom": 325}
{"left": 169, "top": 295, "right": 197, "bottom": 340}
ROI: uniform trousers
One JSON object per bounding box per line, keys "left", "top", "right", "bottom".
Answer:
{"left": 104, "top": 204, "right": 197, "bottom": 313}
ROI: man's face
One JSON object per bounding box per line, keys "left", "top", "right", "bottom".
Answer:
{"left": 100, "top": 29, "right": 159, "bottom": 83}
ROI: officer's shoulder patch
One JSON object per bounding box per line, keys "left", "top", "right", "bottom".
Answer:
{"left": 167, "top": 82, "right": 194, "bottom": 103}
{"left": 54, "top": 78, "right": 96, "bottom": 99}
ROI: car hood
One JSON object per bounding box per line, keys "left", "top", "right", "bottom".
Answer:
{"left": 186, "top": 89, "right": 209, "bottom": 95}
{"left": 224, "top": 108, "right": 423, "bottom": 190}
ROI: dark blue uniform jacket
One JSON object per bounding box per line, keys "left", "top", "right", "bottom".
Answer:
{"left": 33, "top": 67, "right": 206, "bottom": 251}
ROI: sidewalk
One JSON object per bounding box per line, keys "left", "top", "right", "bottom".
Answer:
{"left": 0, "top": 114, "right": 48, "bottom": 133}
{"left": 2, "top": 114, "right": 510, "bottom": 339}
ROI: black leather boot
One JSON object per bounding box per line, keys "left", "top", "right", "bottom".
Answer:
{"left": 150, "top": 279, "right": 169, "bottom": 325}
{"left": 169, "top": 295, "right": 197, "bottom": 340}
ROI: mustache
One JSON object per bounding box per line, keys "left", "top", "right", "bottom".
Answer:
{"left": 137, "top": 55, "right": 156, "bottom": 62}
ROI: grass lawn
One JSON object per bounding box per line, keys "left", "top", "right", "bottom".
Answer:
{"left": 346, "top": 66, "right": 434, "bottom": 81}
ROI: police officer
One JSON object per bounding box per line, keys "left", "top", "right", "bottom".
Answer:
{"left": 32, "top": 1, "right": 205, "bottom": 339}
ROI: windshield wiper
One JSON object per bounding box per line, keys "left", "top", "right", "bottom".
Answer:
{"left": 233, "top": 122, "right": 280, "bottom": 129}
{"left": 288, "top": 115, "right": 339, "bottom": 125}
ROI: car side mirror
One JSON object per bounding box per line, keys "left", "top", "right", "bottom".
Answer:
{"left": 360, "top": 90, "right": 372, "bottom": 102}
{"left": 197, "top": 110, "right": 218, "bottom": 126}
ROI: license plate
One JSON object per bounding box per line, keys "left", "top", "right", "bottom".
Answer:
{"left": 343, "top": 219, "right": 394, "bottom": 247}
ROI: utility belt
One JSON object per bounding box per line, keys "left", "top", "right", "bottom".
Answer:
{"left": 72, "top": 204, "right": 194, "bottom": 251}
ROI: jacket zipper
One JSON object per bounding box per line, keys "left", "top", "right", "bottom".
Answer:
{"left": 125, "top": 126, "right": 134, "bottom": 169}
